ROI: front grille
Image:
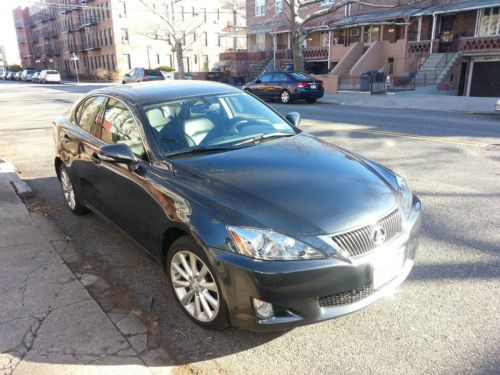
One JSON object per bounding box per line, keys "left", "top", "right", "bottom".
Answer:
{"left": 331, "top": 209, "right": 401, "bottom": 258}
{"left": 319, "top": 285, "right": 374, "bottom": 307}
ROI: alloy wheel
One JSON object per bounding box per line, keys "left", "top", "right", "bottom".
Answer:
{"left": 281, "top": 90, "right": 290, "bottom": 104}
{"left": 60, "top": 168, "right": 76, "bottom": 210}
{"left": 170, "top": 250, "right": 220, "bottom": 322}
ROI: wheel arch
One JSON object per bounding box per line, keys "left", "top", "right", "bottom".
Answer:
{"left": 54, "top": 156, "right": 63, "bottom": 180}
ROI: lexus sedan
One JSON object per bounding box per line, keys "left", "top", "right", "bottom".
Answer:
{"left": 53, "top": 81, "right": 421, "bottom": 331}
{"left": 243, "top": 71, "right": 324, "bottom": 104}
{"left": 122, "top": 68, "right": 165, "bottom": 84}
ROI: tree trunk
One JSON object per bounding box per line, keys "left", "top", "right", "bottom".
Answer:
{"left": 175, "top": 40, "right": 185, "bottom": 79}
{"left": 289, "top": 1, "right": 305, "bottom": 73}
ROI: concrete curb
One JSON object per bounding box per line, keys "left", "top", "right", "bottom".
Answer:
{"left": 0, "top": 158, "right": 33, "bottom": 198}
{"left": 318, "top": 98, "right": 497, "bottom": 115}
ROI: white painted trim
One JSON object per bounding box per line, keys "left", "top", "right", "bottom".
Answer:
{"left": 417, "top": 16, "right": 422, "bottom": 41}
{"left": 466, "top": 60, "right": 474, "bottom": 97}
{"left": 430, "top": 13, "right": 437, "bottom": 54}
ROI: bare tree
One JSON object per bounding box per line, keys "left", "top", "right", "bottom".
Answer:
{"left": 283, "top": 0, "right": 403, "bottom": 72}
{"left": 138, "top": 0, "right": 204, "bottom": 79}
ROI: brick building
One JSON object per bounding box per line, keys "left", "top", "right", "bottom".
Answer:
{"left": 233, "top": 0, "right": 500, "bottom": 97}
{"left": 12, "top": 0, "right": 246, "bottom": 80}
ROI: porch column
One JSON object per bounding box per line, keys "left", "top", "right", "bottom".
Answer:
{"left": 287, "top": 33, "right": 291, "bottom": 49}
{"left": 430, "top": 13, "right": 437, "bottom": 53}
{"left": 380, "top": 25, "right": 384, "bottom": 41}
{"left": 417, "top": 16, "right": 422, "bottom": 41}
{"left": 474, "top": 9, "right": 481, "bottom": 36}
{"left": 466, "top": 61, "right": 474, "bottom": 97}
{"left": 360, "top": 25, "right": 364, "bottom": 43}
{"left": 327, "top": 30, "right": 332, "bottom": 71}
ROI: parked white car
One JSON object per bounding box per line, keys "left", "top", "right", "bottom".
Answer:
{"left": 496, "top": 99, "right": 500, "bottom": 114}
{"left": 39, "top": 70, "right": 61, "bottom": 84}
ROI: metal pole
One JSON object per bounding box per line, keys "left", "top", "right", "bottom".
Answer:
{"left": 273, "top": 33, "right": 276, "bottom": 70}
{"left": 233, "top": 0, "right": 237, "bottom": 52}
{"left": 73, "top": 59, "right": 79, "bottom": 84}
{"left": 147, "top": 48, "right": 151, "bottom": 68}
{"left": 327, "top": 30, "right": 332, "bottom": 72}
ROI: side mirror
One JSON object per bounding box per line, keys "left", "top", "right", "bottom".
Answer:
{"left": 255, "top": 79, "right": 262, "bottom": 84}
{"left": 98, "top": 144, "right": 137, "bottom": 168}
{"left": 285, "top": 112, "right": 301, "bottom": 128}
{"left": 125, "top": 73, "right": 130, "bottom": 77}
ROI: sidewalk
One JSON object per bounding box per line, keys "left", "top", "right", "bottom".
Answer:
{"left": 321, "top": 89, "right": 499, "bottom": 114}
{"left": 0, "top": 161, "right": 172, "bottom": 375}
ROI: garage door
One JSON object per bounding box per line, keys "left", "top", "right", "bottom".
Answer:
{"left": 470, "top": 61, "right": 500, "bottom": 97}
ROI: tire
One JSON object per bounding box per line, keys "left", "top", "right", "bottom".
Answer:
{"left": 280, "top": 89, "right": 292, "bottom": 104}
{"left": 306, "top": 98, "right": 317, "bottom": 103}
{"left": 59, "top": 164, "right": 88, "bottom": 215}
{"left": 167, "top": 236, "right": 230, "bottom": 330}
{"left": 122, "top": 81, "right": 126, "bottom": 84}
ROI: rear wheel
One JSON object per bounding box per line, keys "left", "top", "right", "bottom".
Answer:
{"left": 59, "top": 165, "right": 88, "bottom": 215}
{"left": 167, "top": 236, "right": 229, "bottom": 330}
{"left": 280, "top": 89, "right": 292, "bottom": 104}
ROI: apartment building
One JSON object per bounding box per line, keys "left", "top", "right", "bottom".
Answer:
{"left": 13, "top": 0, "right": 246, "bottom": 80}
{"left": 234, "top": 0, "right": 500, "bottom": 97}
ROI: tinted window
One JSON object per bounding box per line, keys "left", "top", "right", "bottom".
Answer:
{"left": 290, "top": 72, "right": 314, "bottom": 81}
{"left": 259, "top": 74, "right": 273, "bottom": 83}
{"left": 78, "top": 96, "right": 106, "bottom": 134}
{"left": 272, "top": 72, "right": 290, "bottom": 82}
{"left": 134, "top": 69, "right": 143, "bottom": 78}
{"left": 144, "top": 69, "right": 162, "bottom": 76}
{"left": 101, "top": 99, "right": 145, "bottom": 156}
{"left": 47, "top": 70, "right": 58, "bottom": 74}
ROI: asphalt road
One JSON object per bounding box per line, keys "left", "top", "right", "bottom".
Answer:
{"left": 0, "top": 81, "right": 499, "bottom": 375}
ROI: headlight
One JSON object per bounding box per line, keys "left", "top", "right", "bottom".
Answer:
{"left": 396, "top": 175, "right": 412, "bottom": 219}
{"left": 227, "top": 226, "right": 326, "bottom": 260}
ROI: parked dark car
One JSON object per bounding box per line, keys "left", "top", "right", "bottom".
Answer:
{"left": 7, "top": 72, "right": 16, "bottom": 80}
{"left": 122, "top": 68, "right": 165, "bottom": 84}
{"left": 21, "top": 69, "right": 38, "bottom": 82}
{"left": 243, "top": 71, "right": 324, "bottom": 104}
{"left": 53, "top": 81, "right": 421, "bottom": 331}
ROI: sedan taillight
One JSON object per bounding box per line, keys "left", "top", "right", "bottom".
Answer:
{"left": 297, "top": 81, "right": 309, "bottom": 88}
{"left": 317, "top": 81, "right": 324, "bottom": 87}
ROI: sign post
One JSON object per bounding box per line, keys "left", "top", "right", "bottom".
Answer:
{"left": 70, "top": 52, "right": 79, "bottom": 84}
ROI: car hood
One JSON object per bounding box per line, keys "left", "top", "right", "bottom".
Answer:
{"left": 171, "top": 133, "right": 399, "bottom": 236}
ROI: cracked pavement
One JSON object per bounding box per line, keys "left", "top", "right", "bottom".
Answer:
{"left": 0, "top": 176, "right": 172, "bottom": 375}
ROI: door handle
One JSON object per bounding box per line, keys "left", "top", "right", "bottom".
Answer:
{"left": 91, "top": 152, "right": 101, "bottom": 164}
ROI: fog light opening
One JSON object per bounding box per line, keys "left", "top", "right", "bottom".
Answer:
{"left": 252, "top": 298, "right": 274, "bottom": 319}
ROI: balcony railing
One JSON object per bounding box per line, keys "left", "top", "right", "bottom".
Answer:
{"left": 303, "top": 46, "right": 328, "bottom": 60}
{"left": 459, "top": 35, "right": 500, "bottom": 52}
{"left": 84, "top": 40, "right": 102, "bottom": 51}
{"left": 81, "top": 17, "right": 98, "bottom": 27}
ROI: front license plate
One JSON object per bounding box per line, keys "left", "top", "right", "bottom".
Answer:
{"left": 310, "top": 84, "right": 317, "bottom": 89}
{"left": 372, "top": 247, "right": 406, "bottom": 289}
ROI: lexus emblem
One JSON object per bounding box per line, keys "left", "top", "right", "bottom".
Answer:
{"left": 371, "top": 225, "right": 386, "bottom": 246}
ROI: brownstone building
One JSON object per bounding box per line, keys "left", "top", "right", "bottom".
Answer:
{"left": 233, "top": 0, "right": 500, "bottom": 97}
{"left": 13, "top": 0, "right": 246, "bottom": 80}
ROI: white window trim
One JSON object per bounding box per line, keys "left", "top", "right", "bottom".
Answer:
{"left": 321, "top": 0, "right": 334, "bottom": 7}
{"left": 275, "top": 0, "right": 283, "bottom": 14}
{"left": 255, "top": 0, "right": 265, "bottom": 16}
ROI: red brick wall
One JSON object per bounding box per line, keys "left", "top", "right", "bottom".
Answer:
{"left": 437, "top": 56, "right": 463, "bottom": 91}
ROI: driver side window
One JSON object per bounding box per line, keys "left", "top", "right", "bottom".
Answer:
{"left": 99, "top": 98, "right": 145, "bottom": 157}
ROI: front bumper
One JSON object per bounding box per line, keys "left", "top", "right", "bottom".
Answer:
{"left": 209, "top": 198, "right": 422, "bottom": 332}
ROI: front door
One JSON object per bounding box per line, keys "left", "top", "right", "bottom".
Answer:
{"left": 439, "top": 15, "right": 457, "bottom": 52}
{"left": 86, "top": 97, "right": 168, "bottom": 255}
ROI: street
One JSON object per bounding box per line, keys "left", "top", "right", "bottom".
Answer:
{"left": 0, "top": 81, "right": 499, "bottom": 374}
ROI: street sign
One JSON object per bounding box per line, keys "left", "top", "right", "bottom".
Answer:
{"left": 70, "top": 52, "right": 79, "bottom": 61}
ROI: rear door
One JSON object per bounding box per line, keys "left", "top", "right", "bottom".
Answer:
{"left": 253, "top": 73, "right": 274, "bottom": 97}
{"left": 268, "top": 72, "right": 290, "bottom": 98}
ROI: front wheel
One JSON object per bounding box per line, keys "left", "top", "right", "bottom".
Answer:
{"left": 167, "top": 236, "right": 229, "bottom": 330}
{"left": 59, "top": 165, "right": 88, "bottom": 215}
{"left": 280, "top": 89, "right": 292, "bottom": 104}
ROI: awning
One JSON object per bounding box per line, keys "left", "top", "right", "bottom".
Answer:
{"left": 330, "top": 8, "right": 420, "bottom": 28}
{"left": 413, "top": 0, "right": 500, "bottom": 16}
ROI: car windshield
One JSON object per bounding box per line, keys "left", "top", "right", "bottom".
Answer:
{"left": 143, "top": 92, "right": 296, "bottom": 156}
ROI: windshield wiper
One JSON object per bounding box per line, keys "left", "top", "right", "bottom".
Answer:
{"left": 233, "top": 132, "right": 294, "bottom": 146}
{"left": 166, "top": 146, "right": 233, "bottom": 158}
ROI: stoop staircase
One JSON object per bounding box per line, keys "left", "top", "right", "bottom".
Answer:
{"left": 415, "top": 52, "right": 459, "bottom": 87}
{"left": 247, "top": 59, "right": 271, "bottom": 81}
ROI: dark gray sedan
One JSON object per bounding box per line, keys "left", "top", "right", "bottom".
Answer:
{"left": 53, "top": 81, "right": 421, "bottom": 331}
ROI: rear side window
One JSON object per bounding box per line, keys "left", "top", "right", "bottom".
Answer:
{"left": 100, "top": 98, "right": 145, "bottom": 156}
{"left": 291, "top": 72, "right": 313, "bottom": 80}
{"left": 78, "top": 96, "right": 107, "bottom": 134}
{"left": 272, "top": 72, "right": 290, "bottom": 82}
{"left": 145, "top": 69, "right": 162, "bottom": 76}
{"left": 259, "top": 74, "right": 273, "bottom": 83}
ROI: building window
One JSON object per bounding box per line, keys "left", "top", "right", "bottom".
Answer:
{"left": 194, "top": 54, "right": 198, "bottom": 64}
{"left": 121, "top": 28, "right": 129, "bottom": 44}
{"left": 156, "top": 53, "right": 160, "bottom": 65}
{"left": 321, "top": 0, "right": 333, "bottom": 6}
{"left": 119, "top": 1, "right": 127, "bottom": 17}
{"left": 204, "top": 32, "right": 208, "bottom": 46}
{"left": 203, "top": 8, "right": 207, "bottom": 22}
{"left": 479, "top": 7, "right": 500, "bottom": 36}
{"left": 275, "top": 0, "right": 283, "bottom": 13}
{"left": 255, "top": 0, "right": 265, "bottom": 16}
{"left": 256, "top": 33, "right": 266, "bottom": 51}
{"left": 217, "top": 33, "right": 221, "bottom": 47}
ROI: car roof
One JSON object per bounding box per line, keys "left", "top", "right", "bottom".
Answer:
{"left": 88, "top": 80, "right": 241, "bottom": 105}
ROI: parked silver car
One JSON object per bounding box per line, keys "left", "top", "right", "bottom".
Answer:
{"left": 39, "top": 70, "right": 61, "bottom": 84}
